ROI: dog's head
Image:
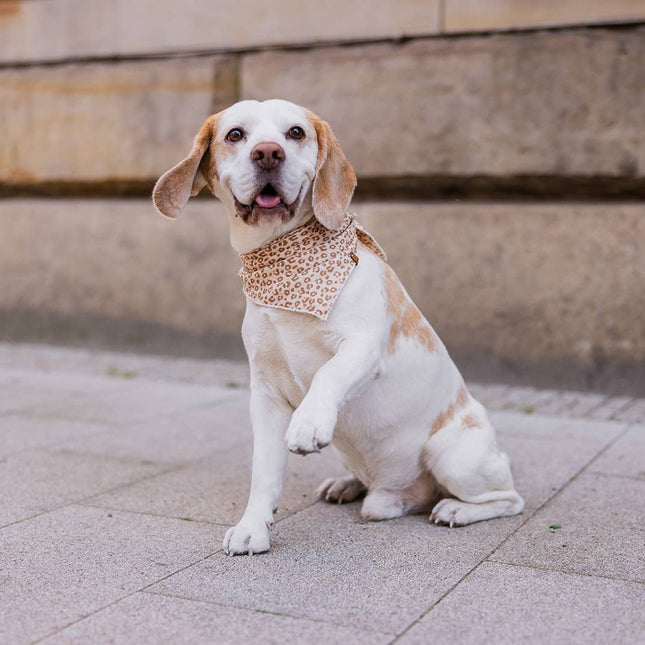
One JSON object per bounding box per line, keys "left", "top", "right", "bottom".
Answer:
{"left": 153, "top": 99, "right": 356, "bottom": 232}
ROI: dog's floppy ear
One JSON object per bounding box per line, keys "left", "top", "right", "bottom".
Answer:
{"left": 309, "top": 115, "right": 357, "bottom": 231}
{"left": 152, "top": 115, "right": 219, "bottom": 219}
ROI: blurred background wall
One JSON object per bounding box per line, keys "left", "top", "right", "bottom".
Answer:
{"left": 1, "top": 0, "right": 644, "bottom": 394}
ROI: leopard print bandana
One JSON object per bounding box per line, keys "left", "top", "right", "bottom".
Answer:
{"left": 238, "top": 214, "right": 387, "bottom": 320}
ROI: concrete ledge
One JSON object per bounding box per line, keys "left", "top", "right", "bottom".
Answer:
{"left": 0, "top": 56, "right": 236, "bottom": 183}
{"left": 1, "top": 198, "right": 644, "bottom": 393}
{"left": 2, "top": 27, "right": 645, "bottom": 187}
{"left": 444, "top": 0, "right": 645, "bottom": 33}
{"left": 358, "top": 201, "right": 645, "bottom": 368}
{"left": 242, "top": 26, "right": 645, "bottom": 179}
{"left": 0, "top": 198, "right": 243, "bottom": 340}
{"left": 0, "top": 0, "right": 439, "bottom": 64}
{"left": 2, "top": 0, "right": 644, "bottom": 64}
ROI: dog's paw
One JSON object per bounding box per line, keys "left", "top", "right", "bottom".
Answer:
{"left": 316, "top": 475, "right": 366, "bottom": 504}
{"left": 285, "top": 403, "right": 336, "bottom": 455}
{"left": 430, "top": 498, "right": 474, "bottom": 528}
{"left": 223, "top": 518, "right": 272, "bottom": 555}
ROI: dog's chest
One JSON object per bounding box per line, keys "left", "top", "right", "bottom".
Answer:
{"left": 243, "top": 304, "right": 338, "bottom": 407}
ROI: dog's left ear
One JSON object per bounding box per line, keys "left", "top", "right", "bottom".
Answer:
{"left": 152, "top": 114, "right": 219, "bottom": 219}
{"left": 309, "top": 115, "right": 357, "bottom": 230}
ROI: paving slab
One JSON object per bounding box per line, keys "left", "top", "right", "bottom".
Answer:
{"left": 150, "top": 502, "right": 525, "bottom": 635}
{"left": 87, "top": 439, "right": 346, "bottom": 526}
{"left": 41, "top": 591, "right": 390, "bottom": 645}
{"left": 490, "top": 409, "right": 627, "bottom": 442}
{"left": 0, "top": 342, "right": 250, "bottom": 388}
{"left": 466, "top": 383, "right": 511, "bottom": 408}
{"left": 0, "top": 505, "right": 222, "bottom": 644}
{"left": 589, "top": 424, "right": 645, "bottom": 480}
{"left": 587, "top": 395, "right": 633, "bottom": 420}
{"left": 33, "top": 378, "right": 240, "bottom": 426}
{"left": 398, "top": 561, "right": 645, "bottom": 645}
{"left": 615, "top": 399, "right": 645, "bottom": 424}
{"left": 562, "top": 392, "right": 610, "bottom": 418}
{"left": 491, "top": 472, "right": 645, "bottom": 582}
{"left": 0, "top": 366, "right": 122, "bottom": 415}
{"left": 0, "top": 343, "right": 641, "bottom": 644}
{"left": 0, "top": 414, "right": 110, "bottom": 459}
{"left": 484, "top": 386, "right": 556, "bottom": 412}
{"left": 491, "top": 411, "right": 626, "bottom": 512}
{"left": 531, "top": 390, "right": 592, "bottom": 416}
{"left": 55, "top": 395, "right": 251, "bottom": 465}
{"left": 0, "top": 447, "right": 167, "bottom": 528}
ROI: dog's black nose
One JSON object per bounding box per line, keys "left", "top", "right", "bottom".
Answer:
{"left": 251, "top": 142, "right": 285, "bottom": 171}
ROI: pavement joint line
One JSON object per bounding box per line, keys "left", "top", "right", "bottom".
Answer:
{"left": 141, "top": 588, "right": 397, "bottom": 637}
{"left": 32, "top": 588, "right": 145, "bottom": 644}
{"left": 583, "top": 395, "right": 616, "bottom": 416}
{"left": 484, "top": 558, "right": 645, "bottom": 586}
{"left": 3, "top": 343, "right": 645, "bottom": 418}
{"left": 77, "top": 463, "right": 184, "bottom": 501}
{"left": 76, "top": 502, "right": 234, "bottom": 528}
{"left": 0, "top": 421, "right": 113, "bottom": 460}
{"left": 389, "top": 420, "right": 633, "bottom": 643}
{"left": 599, "top": 399, "right": 638, "bottom": 421}
{"left": 583, "top": 470, "right": 645, "bottom": 483}
{"left": 12, "top": 389, "right": 246, "bottom": 429}
{"left": 76, "top": 456, "right": 327, "bottom": 531}
{"left": 34, "top": 551, "right": 232, "bottom": 641}
{"left": 137, "top": 550, "right": 226, "bottom": 594}
{"left": 0, "top": 464, "right": 178, "bottom": 532}
{"left": 609, "top": 400, "right": 641, "bottom": 420}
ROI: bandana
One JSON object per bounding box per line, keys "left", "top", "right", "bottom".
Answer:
{"left": 238, "top": 214, "right": 387, "bottom": 320}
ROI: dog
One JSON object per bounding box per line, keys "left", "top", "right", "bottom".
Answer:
{"left": 153, "top": 99, "right": 524, "bottom": 555}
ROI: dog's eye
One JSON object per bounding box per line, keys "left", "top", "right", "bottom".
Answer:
{"left": 226, "top": 128, "right": 244, "bottom": 143}
{"left": 287, "top": 126, "right": 305, "bottom": 140}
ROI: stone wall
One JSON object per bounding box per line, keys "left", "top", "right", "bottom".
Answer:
{"left": 1, "top": 2, "right": 644, "bottom": 394}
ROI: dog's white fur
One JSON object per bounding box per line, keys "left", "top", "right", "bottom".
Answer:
{"left": 153, "top": 99, "right": 524, "bottom": 555}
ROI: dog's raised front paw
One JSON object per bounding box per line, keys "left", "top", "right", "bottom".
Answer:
{"left": 285, "top": 403, "right": 336, "bottom": 455}
{"left": 223, "top": 519, "right": 272, "bottom": 555}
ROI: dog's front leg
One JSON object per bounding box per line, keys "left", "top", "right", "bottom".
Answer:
{"left": 286, "top": 336, "right": 381, "bottom": 454}
{"left": 223, "top": 386, "right": 291, "bottom": 555}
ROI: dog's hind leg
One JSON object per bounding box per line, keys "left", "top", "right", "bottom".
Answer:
{"left": 316, "top": 475, "right": 366, "bottom": 504}
{"left": 423, "top": 410, "right": 524, "bottom": 528}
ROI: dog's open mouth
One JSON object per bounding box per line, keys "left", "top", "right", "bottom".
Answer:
{"left": 235, "top": 183, "right": 298, "bottom": 226}
{"left": 254, "top": 184, "right": 283, "bottom": 210}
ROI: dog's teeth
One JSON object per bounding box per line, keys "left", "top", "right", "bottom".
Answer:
{"left": 449, "top": 517, "right": 455, "bottom": 529}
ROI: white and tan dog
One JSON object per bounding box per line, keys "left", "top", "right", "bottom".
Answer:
{"left": 153, "top": 99, "right": 524, "bottom": 555}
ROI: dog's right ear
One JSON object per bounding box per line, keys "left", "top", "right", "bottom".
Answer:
{"left": 152, "top": 115, "right": 219, "bottom": 219}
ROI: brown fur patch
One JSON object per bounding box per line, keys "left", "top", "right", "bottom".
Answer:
{"left": 304, "top": 110, "right": 356, "bottom": 231}
{"left": 430, "top": 385, "right": 469, "bottom": 436}
{"left": 383, "top": 265, "right": 437, "bottom": 354}
{"left": 152, "top": 113, "right": 221, "bottom": 219}
{"left": 462, "top": 414, "right": 482, "bottom": 429}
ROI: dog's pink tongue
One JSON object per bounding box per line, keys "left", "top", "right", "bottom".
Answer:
{"left": 255, "top": 193, "right": 281, "bottom": 208}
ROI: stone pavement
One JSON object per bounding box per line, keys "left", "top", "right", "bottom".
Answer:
{"left": 0, "top": 343, "right": 643, "bottom": 644}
